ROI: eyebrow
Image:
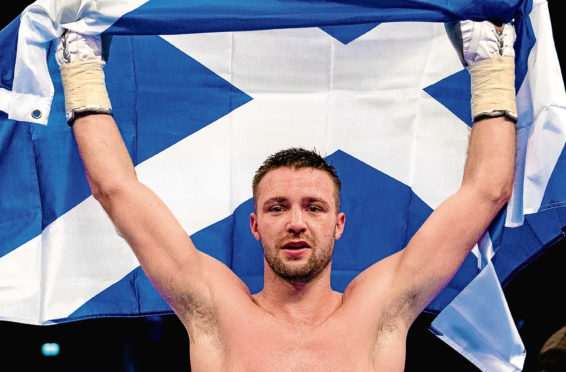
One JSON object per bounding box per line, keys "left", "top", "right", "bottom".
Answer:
{"left": 263, "top": 197, "right": 288, "bottom": 206}
{"left": 305, "top": 197, "right": 329, "bottom": 206}
{"left": 262, "top": 196, "right": 330, "bottom": 207}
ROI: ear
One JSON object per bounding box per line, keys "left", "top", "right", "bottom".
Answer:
{"left": 334, "top": 212, "right": 346, "bottom": 240}
{"left": 250, "top": 212, "right": 261, "bottom": 241}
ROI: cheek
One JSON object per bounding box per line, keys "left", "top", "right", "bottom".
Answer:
{"left": 315, "top": 221, "right": 337, "bottom": 240}
{"left": 326, "top": 228, "right": 338, "bottom": 241}
{"left": 255, "top": 218, "right": 279, "bottom": 240}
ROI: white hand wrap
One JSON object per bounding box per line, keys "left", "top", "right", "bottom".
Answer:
{"left": 446, "top": 20, "right": 517, "bottom": 123}
{"left": 59, "top": 60, "right": 112, "bottom": 122}
{"left": 56, "top": 31, "right": 112, "bottom": 124}
{"left": 469, "top": 56, "right": 517, "bottom": 122}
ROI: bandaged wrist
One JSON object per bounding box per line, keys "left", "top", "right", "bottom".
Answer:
{"left": 469, "top": 56, "right": 517, "bottom": 123}
{"left": 59, "top": 60, "right": 112, "bottom": 124}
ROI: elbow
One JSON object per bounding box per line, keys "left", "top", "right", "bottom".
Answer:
{"left": 463, "top": 175, "right": 514, "bottom": 210}
{"left": 491, "top": 182, "right": 513, "bottom": 209}
{"left": 90, "top": 183, "right": 112, "bottom": 203}
{"left": 481, "top": 183, "right": 513, "bottom": 210}
{"left": 90, "top": 176, "right": 136, "bottom": 205}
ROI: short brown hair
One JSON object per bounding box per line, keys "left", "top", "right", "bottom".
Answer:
{"left": 252, "top": 148, "right": 341, "bottom": 210}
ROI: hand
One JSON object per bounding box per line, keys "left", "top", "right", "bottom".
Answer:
{"left": 56, "top": 30, "right": 112, "bottom": 123}
{"left": 445, "top": 20, "right": 518, "bottom": 124}
{"left": 445, "top": 20, "right": 515, "bottom": 67}
{"left": 56, "top": 30, "right": 106, "bottom": 65}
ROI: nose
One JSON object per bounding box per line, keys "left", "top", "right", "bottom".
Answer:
{"left": 287, "top": 207, "right": 307, "bottom": 235}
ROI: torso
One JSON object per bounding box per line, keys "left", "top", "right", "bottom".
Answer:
{"left": 184, "top": 292, "right": 408, "bottom": 372}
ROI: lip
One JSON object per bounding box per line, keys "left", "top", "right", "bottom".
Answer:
{"left": 281, "top": 247, "right": 309, "bottom": 257}
{"left": 281, "top": 241, "right": 311, "bottom": 249}
{"left": 281, "top": 241, "right": 310, "bottom": 258}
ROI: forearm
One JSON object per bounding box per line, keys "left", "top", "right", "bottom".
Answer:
{"left": 458, "top": 22, "right": 517, "bottom": 206}
{"left": 461, "top": 116, "right": 516, "bottom": 205}
{"left": 73, "top": 113, "right": 138, "bottom": 199}
{"left": 55, "top": 31, "right": 137, "bottom": 197}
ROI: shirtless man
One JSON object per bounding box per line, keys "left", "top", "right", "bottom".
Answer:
{"left": 57, "top": 20, "right": 518, "bottom": 371}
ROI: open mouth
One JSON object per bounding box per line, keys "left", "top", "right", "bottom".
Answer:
{"left": 282, "top": 241, "right": 310, "bottom": 250}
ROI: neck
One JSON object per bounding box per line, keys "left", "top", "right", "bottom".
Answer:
{"left": 253, "top": 263, "right": 342, "bottom": 325}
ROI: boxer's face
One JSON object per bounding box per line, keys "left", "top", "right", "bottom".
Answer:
{"left": 250, "top": 167, "right": 345, "bottom": 282}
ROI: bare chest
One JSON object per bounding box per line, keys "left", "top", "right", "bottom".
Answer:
{"left": 227, "top": 320, "right": 368, "bottom": 371}
{"left": 188, "top": 310, "right": 405, "bottom": 372}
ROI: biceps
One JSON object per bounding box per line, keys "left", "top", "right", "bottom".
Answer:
{"left": 96, "top": 181, "right": 205, "bottom": 298}
{"left": 344, "top": 188, "right": 503, "bottom": 326}
{"left": 98, "top": 181, "right": 191, "bottom": 262}
{"left": 396, "top": 187, "right": 504, "bottom": 310}
{"left": 406, "top": 188, "right": 498, "bottom": 273}
{"left": 95, "top": 181, "right": 250, "bottom": 316}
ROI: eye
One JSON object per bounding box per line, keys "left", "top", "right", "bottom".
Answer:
{"left": 307, "top": 205, "right": 322, "bottom": 213}
{"left": 269, "top": 205, "right": 285, "bottom": 213}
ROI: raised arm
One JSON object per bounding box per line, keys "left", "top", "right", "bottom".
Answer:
{"left": 345, "top": 21, "right": 518, "bottom": 327}
{"left": 57, "top": 31, "right": 249, "bottom": 324}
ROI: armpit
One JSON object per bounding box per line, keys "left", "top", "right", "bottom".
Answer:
{"left": 160, "top": 281, "right": 221, "bottom": 342}
{"left": 377, "top": 287, "right": 419, "bottom": 335}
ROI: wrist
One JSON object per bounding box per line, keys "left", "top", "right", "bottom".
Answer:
{"left": 59, "top": 60, "right": 112, "bottom": 125}
{"left": 469, "top": 56, "right": 517, "bottom": 123}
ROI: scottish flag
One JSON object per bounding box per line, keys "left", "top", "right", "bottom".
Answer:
{"left": 1, "top": 0, "right": 564, "bottom": 371}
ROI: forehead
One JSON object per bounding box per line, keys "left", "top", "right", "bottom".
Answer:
{"left": 256, "top": 167, "right": 336, "bottom": 203}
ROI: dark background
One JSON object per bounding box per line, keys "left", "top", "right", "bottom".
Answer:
{"left": 0, "top": 2, "right": 564, "bottom": 371}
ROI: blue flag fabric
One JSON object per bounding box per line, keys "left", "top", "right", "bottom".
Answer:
{"left": 1, "top": 0, "right": 565, "bottom": 370}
